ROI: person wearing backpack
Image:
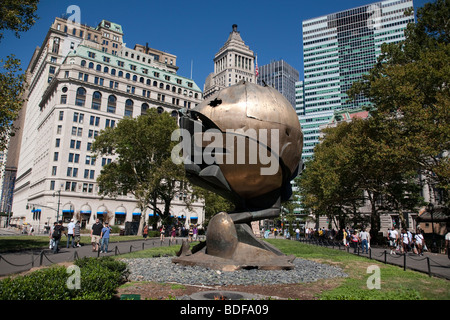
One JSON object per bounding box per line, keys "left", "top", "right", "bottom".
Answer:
{"left": 52, "top": 220, "right": 64, "bottom": 254}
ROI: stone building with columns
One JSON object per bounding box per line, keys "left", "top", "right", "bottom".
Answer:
{"left": 203, "top": 24, "right": 256, "bottom": 99}
{"left": 8, "top": 17, "right": 204, "bottom": 232}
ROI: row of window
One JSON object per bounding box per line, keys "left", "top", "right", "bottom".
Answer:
{"left": 67, "top": 87, "right": 178, "bottom": 117}
{"left": 49, "top": 180, "right": 96, "bottom": 194}
{"left": 80, "top": 59, "right": 195, "bottom": 91}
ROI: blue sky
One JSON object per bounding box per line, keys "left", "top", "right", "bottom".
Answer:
{"left": 0, "top": 0, "right": 429, "bottom": 89}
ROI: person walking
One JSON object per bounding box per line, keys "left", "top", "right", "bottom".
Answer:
{"left": 66, "top": 219, "right": 76, "bottom": 248}
{"left": 414, "top": 229, "right": 424, "bottom": 256}
{"left": 74, "top": 221, "right": 81, "bottom": 247}
{"left": 170, "top": 226, "right": 176, "bottom": 243}
{"left": 342, "top": 228, "right": 348, "bottom": 247}
{"left": 388, "top": 227, "right": 398, "bottom": 255}
{"left": 351, "top": 231, "right": 359, "bottom": 253}
{"left": 401, "top": 228, "right": 409, "bottom": 254}
{"left": 51, "top": 220, "right": 64, "bottom": 254}
{"left": 91, "top": 218, "right": 103, "bottom": 252}
{"left": 143, "top": 225, "right": 148, "bottom": 240}
{"left": 359, "top": 228, "right": 370, "bottom": 254}
{"left": 160, "top": 225, "right": 165, "bottom": 241}
{"left": 100, "top": 222, "right": 112, "bottom": 253}
{"left": 193, "top": 225, "right": 198, "bottom": 241}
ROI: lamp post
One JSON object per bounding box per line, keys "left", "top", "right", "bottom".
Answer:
{"left": 53, "top": 189, "right": 62, "bottom": 222}
{"left": 428, "top": 202, "right": 438, "bottom": 253}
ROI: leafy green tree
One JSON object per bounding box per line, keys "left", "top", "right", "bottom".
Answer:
{"left": 0, "top": 0, "right": 39, "bottom": 151}
{"left": 349, "top": 0, "right": 450, "bottom": 207}
{"left": 0, "top": 55, "right": 26, "bottom": 150}
{"left": 192, "top": 186, "right": 234, "bottom": 227}
{"left": 299, "top": 117, "right": 423, "bottom": 239}
{"left": 0, "top": 0, "right": 39, "bottom": 41}
{"left": 92, "top": 109, "right": 192, "bottom": 235}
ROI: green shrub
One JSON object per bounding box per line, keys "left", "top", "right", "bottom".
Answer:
{"left": 0, "top": 256, "right": 128, "bottom": 300}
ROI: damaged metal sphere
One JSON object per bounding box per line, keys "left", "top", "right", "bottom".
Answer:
{"left": 180, "top": 81, "right": 303, "bottom": 206}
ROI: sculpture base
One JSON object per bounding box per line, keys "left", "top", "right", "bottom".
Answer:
{"left": 172, "top": 212, "right": 295, "bottom": 271}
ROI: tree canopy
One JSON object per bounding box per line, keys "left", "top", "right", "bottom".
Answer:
{"left": 298, "top": 1, "right": 449, "bottom": 236}
{"left": 91, "top": 109, "right": 192, "bottom": 234}
{"left": 0, "top": 0, "right": 39, "bottom": 151}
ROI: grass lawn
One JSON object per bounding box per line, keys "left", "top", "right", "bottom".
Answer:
{"left": 116, "top": 239, "right": 450, "bottom": 300}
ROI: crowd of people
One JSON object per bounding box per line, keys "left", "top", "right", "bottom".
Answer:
{"left": 386, "top": 227, "right": 426, "bottom": 256}
{"left": 48, "top": 218, "right": 111, "bottom": 254}
{"left": 303, "top": 226, "right": 428, "bottom": 256}
{"left": 153, "top": 223, "right": 199, "bottom": 242}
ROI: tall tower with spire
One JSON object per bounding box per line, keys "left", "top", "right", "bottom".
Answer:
{"left": 203, "top": 24, "right": 256, "bottom": 99}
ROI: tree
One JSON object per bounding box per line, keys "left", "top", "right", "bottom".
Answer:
{"left": 0, "top": 0, "right": 39, "bottom": 42}
{"left": 348, "top": 0, "right": 450, "bottom": 207}
{"left": 298, "top": 117, "right": 423, "bottom": 240}
{"left": 192, "top": 186, "right": 234, "bottom": 227}
{"left": 91, "top": 109, "right": 192, "bottom": 235}
{"left": 298, "top": 121, "right": 365, "bottom": 230}
{"left": 0, "top": 55, "right": 26, "bottom": 150}
{"left": 0, "top": 0, "right": 39, "bottom": 151}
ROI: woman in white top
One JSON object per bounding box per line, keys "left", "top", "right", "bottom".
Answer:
{"left": 401, "top": 229, "right": 409, "bottom": 253}
{"left": 414, "top": 229, "right": 424, "bottom": 256}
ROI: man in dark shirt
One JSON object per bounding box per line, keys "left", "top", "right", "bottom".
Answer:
{"left": 52, "top": 220, "right": 64, "bottom": 254}
{"left": 91, "top": 218, "right": 103, "bottom": 252}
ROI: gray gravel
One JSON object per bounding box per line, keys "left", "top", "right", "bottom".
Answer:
{"left": 121, "top": 257, "right": 348, "bottom": 286}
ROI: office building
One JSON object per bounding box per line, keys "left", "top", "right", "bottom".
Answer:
{"left": 203, "top": 24, "right": 256, "bottom": 99}
{"left": 257, "top": 60, "right": 299, "bottom": 108}
{"left": 299, "top": 0, "right": 415, "bottom": 160}
{"left": 8, "top": 17, "right": 204, "bottom": 232}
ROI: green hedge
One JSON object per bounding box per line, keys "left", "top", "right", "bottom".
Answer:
{"left": 0, "top": 257, "right": 127, "bottom": 300}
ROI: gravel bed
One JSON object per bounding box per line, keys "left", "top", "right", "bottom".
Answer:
{"left": 121, "top": 257, "right": 348, "bottom": 286}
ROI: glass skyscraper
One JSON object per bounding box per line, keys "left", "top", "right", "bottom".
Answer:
{"left": 257, "top": 60, "right": 299, "bottom": 108}
{"left": 299, "top": 0, "right": 415, "bottom": 161}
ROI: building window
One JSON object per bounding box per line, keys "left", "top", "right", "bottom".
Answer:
{"left": 107, "top": 95, "right": 116, "bottom": 113}
{"left": 125, "top": 99, "right": 133, "bottom": 117}
{"left": 92, "top": 91, "right": 102, "bottom": 110}
{"left": 141, "top": 103, "right": 149, "bottom": 115}
{"left": 75, "top": 87, "right": 86, "bottom": 106}
{"left": 52, "top": 37, "right": 60, "bottom": 53}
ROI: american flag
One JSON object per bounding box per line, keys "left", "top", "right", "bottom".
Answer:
{"left": 255, "top": 54, "right": 259, "bottom": 77}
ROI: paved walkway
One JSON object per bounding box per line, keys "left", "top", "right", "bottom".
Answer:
{"left": 0, "top": 235, "right": 449, "bottom": 280}
{"left": 0, "top": 237, "right": 185, "bottom": 277}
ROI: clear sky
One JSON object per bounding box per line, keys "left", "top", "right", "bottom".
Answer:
{"left": 0, "top": 0, "right": 429, "bottom": 89}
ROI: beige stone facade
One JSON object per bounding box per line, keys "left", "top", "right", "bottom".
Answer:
{"left": 203, "top": 24, "right": 256, "bottom": 99}
{"left": 8, "top": 17, "right": 204, "bottom": 233}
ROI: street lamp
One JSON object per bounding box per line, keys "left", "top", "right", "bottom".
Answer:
{"left": 428, "top": 202, "right": 437, "bottom": 253}
{"left": 52, "top": 189, "right": 61, "bottom": 222}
